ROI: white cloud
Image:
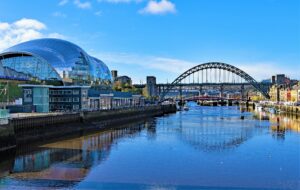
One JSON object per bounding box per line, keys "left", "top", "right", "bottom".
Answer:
{"left": 93, "top": 51, "right": 195, "bottom": 82}
{"left": 58, "top": 0, "right": 69, "bottom": 6}
{"left": 237, "top": 62, "right": 300, "bottom": 81}
{"left": 52, "top": 12, "right": 67, "bottom": 18}
{"left": 139, "top": 0, "right": 176, "bottom": 15}
{"left": 74, "top": 0, "right": 92, "bottom": 9}
{"left": 48, "top": 32, "right": 66, "bottom": 39}
{"left": 0, "top": 23, "right": 10, "bottom": 30}
{"left": 14, "top": 18, "right": 46, "bottom": 30}
{"left": 0, "top": 18, "right": 65, "bottom": 51}
{"left": 93, "top": 51, "right": 300, "bottom": 83}
{"left": 94, "top": 11, "right": 102, "bottom": 16}
{"left": 95, "top": 52, "right": 193, "bottom": 73}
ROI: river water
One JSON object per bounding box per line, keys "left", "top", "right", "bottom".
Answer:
{"left": 0, "top": 102, "right": 299, "bottom": 190}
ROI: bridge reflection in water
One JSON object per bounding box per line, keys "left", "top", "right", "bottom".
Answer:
{"left": 156, "top": 105, "right": 257, "bottom": 152}
{"left": 157, "top": 104, "right": 299, "bottom": 153}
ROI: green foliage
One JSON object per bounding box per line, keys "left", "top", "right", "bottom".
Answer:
{"left": 0, "top": 82, "right": 22, "bottom": 102}
{"left": 113, "top": 82, "right": 142, "bottom": 94}
{"left": 142, "top": 87, "right": 149, "bottom": 98}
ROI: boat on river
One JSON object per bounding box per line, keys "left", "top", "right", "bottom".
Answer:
{"left": 183, "top": 106, "right": 189, "bottom": 111}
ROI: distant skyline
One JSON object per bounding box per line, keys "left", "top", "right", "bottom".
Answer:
{"left": 0, "top": 0, "right": 299, "bottom": 83}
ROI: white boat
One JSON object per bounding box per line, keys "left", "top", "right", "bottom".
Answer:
{"left": 183, "top": 106, "right": 189, "bottom": 111}
{"left": 268, "top": 107, "right": 276, "bottom": 114}
{"left": 255, "top": 103, "right": 263, "bottom": 111}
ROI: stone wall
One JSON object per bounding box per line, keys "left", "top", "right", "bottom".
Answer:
{"left": 0, "top": 123, "right": 16, "bottom": 152}
{"left": 0, "top": 104, "right": 176, "bottom": 149}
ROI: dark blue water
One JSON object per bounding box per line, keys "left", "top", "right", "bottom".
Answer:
{"left": 0, "top": 103, "right": 299, "bottom": 190}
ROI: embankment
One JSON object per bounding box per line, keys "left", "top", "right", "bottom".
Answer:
{"left": 0, "top": 104, "right": 176, "bottom": 151}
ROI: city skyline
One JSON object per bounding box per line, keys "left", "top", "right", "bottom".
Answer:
{"left": 0, "top": 0, "right": 299, "bottom": 83}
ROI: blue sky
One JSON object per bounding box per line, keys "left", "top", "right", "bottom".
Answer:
{"left": 0, "top": 0, "right": 299, "bottom": 83}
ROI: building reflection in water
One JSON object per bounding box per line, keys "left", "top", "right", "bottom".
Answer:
{"left": 270, "top": 114, "right": 300, "bottom": 140}
{"left": 145, "top": 120, "right": 157, "bottom": 140}
{"left": 0, "top": 155, "right": 15, "bottom": 179}
{"left": 0, "top": 122, "right": 148, "bottom": 184}
{"left": 253, "top": 110, "right": 300, "bottom": 141}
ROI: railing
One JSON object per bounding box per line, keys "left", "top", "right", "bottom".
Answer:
{"left": 9, "top": 103, "right": 176, "bottom": 119}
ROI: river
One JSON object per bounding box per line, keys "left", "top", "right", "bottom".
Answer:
{"left": 0, "top": 102, "right": 299, "bottom": 190}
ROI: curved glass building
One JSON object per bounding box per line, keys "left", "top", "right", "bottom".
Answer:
{"left": 0, "top": 38, "right": 112, "bottom": 86}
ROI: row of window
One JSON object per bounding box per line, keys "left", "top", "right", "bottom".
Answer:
{"left": 50, "top": 90, "right": 80, "bottom": 95}
{"left": 50, "top": 105, "right": 80, "bottom": 110}
{"left": 50, "top": 97, "right": 80, "bottom": 103}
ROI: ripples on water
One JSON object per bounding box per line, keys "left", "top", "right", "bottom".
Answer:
{"left": 0, "top": 103, "right": 299, "bottom": 190}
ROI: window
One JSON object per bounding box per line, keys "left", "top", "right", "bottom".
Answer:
{"left": 73, "top": 105, "right": 79, "bottom": 110}
{"left": 73, "top": 97, "right": 80, "bottom": 102}
{"left": 82, "top": 89, "right": 87, "bottom": 96}
{"left": 65, "top": 90, "right": 72, "bottom": 95}
{"left": 24, "top": 89, "right": 32, "bottom": 94}
{"left": 73, "top": 90, "right": 80, "bottom": 95}
{"left": 24, "top": 89, "right": 32, "bottom": 103}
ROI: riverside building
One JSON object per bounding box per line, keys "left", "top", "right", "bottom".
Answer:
{"left": 0, "top": 38, "right": 112, "bottom": 87}
{"left": 19, "top": 85, "right": 144, "bottom": 112}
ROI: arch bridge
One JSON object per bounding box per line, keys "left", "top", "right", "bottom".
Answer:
{"left": 159, "top": 62, "right": 270, "bottom": 100}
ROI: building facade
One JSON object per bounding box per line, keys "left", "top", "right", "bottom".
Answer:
{"left": 291, "top": 90, "right": 298, "bottom": 103}
{"left": 20, "top": 85, "right": 90, "bottom": 112}
{"left": 275, "top": 74, "right": 286, "bottom": 85}
{"left": 20, "top": 85, "right": 145, "bottom": 113}
{"left": 146, "top": 76, "right": 157, "bottom": 98}
{"left": 269, "top": 85, "right": 280, "bottom": 102}
{"left": 269, "top": 83, "right": 300, "bottom": 104}
{"left": 111, "top": 70, "right": 118, "bottom": 81}
{"left": 89, "top": 90, "right": 144, "bottom": 110}
{"left": 49, "top": 86, "right": 90, "bottom": 111}
{"left": 114, "top": 76, "right": 132, "bottom": 85}
{"left": 21, "top": 85, "right": 50, "bottom": 113}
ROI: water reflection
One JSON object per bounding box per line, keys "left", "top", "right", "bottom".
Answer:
{"left": 180, "top": 123, "right": 255, "bottom": 152}
{"left": 145, "top": 121, "right": 157, "bottom": 140}
{"left": 0, "top": 155, "right": 14, "bottom": 178}
{"left": 0, "top": 104, "right": 299, "bottom": 190}
{"left": 0, "top": 122, "right": 146, "bottom": 187}
{"left": 252, "top": 110, "right": 300, "bottom": 142}
{"left": 158, "top": 105, "right": 257, "bottom": 152}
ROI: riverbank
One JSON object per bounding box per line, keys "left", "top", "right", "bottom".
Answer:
{"left": 241, "top": 101, "right": 300, "bottom": 115}
{"left": 0, "top": 104, "right": 176, "bottom": 153}
{"left": 261, "top": 104, "right": 300, "bottom": 115}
